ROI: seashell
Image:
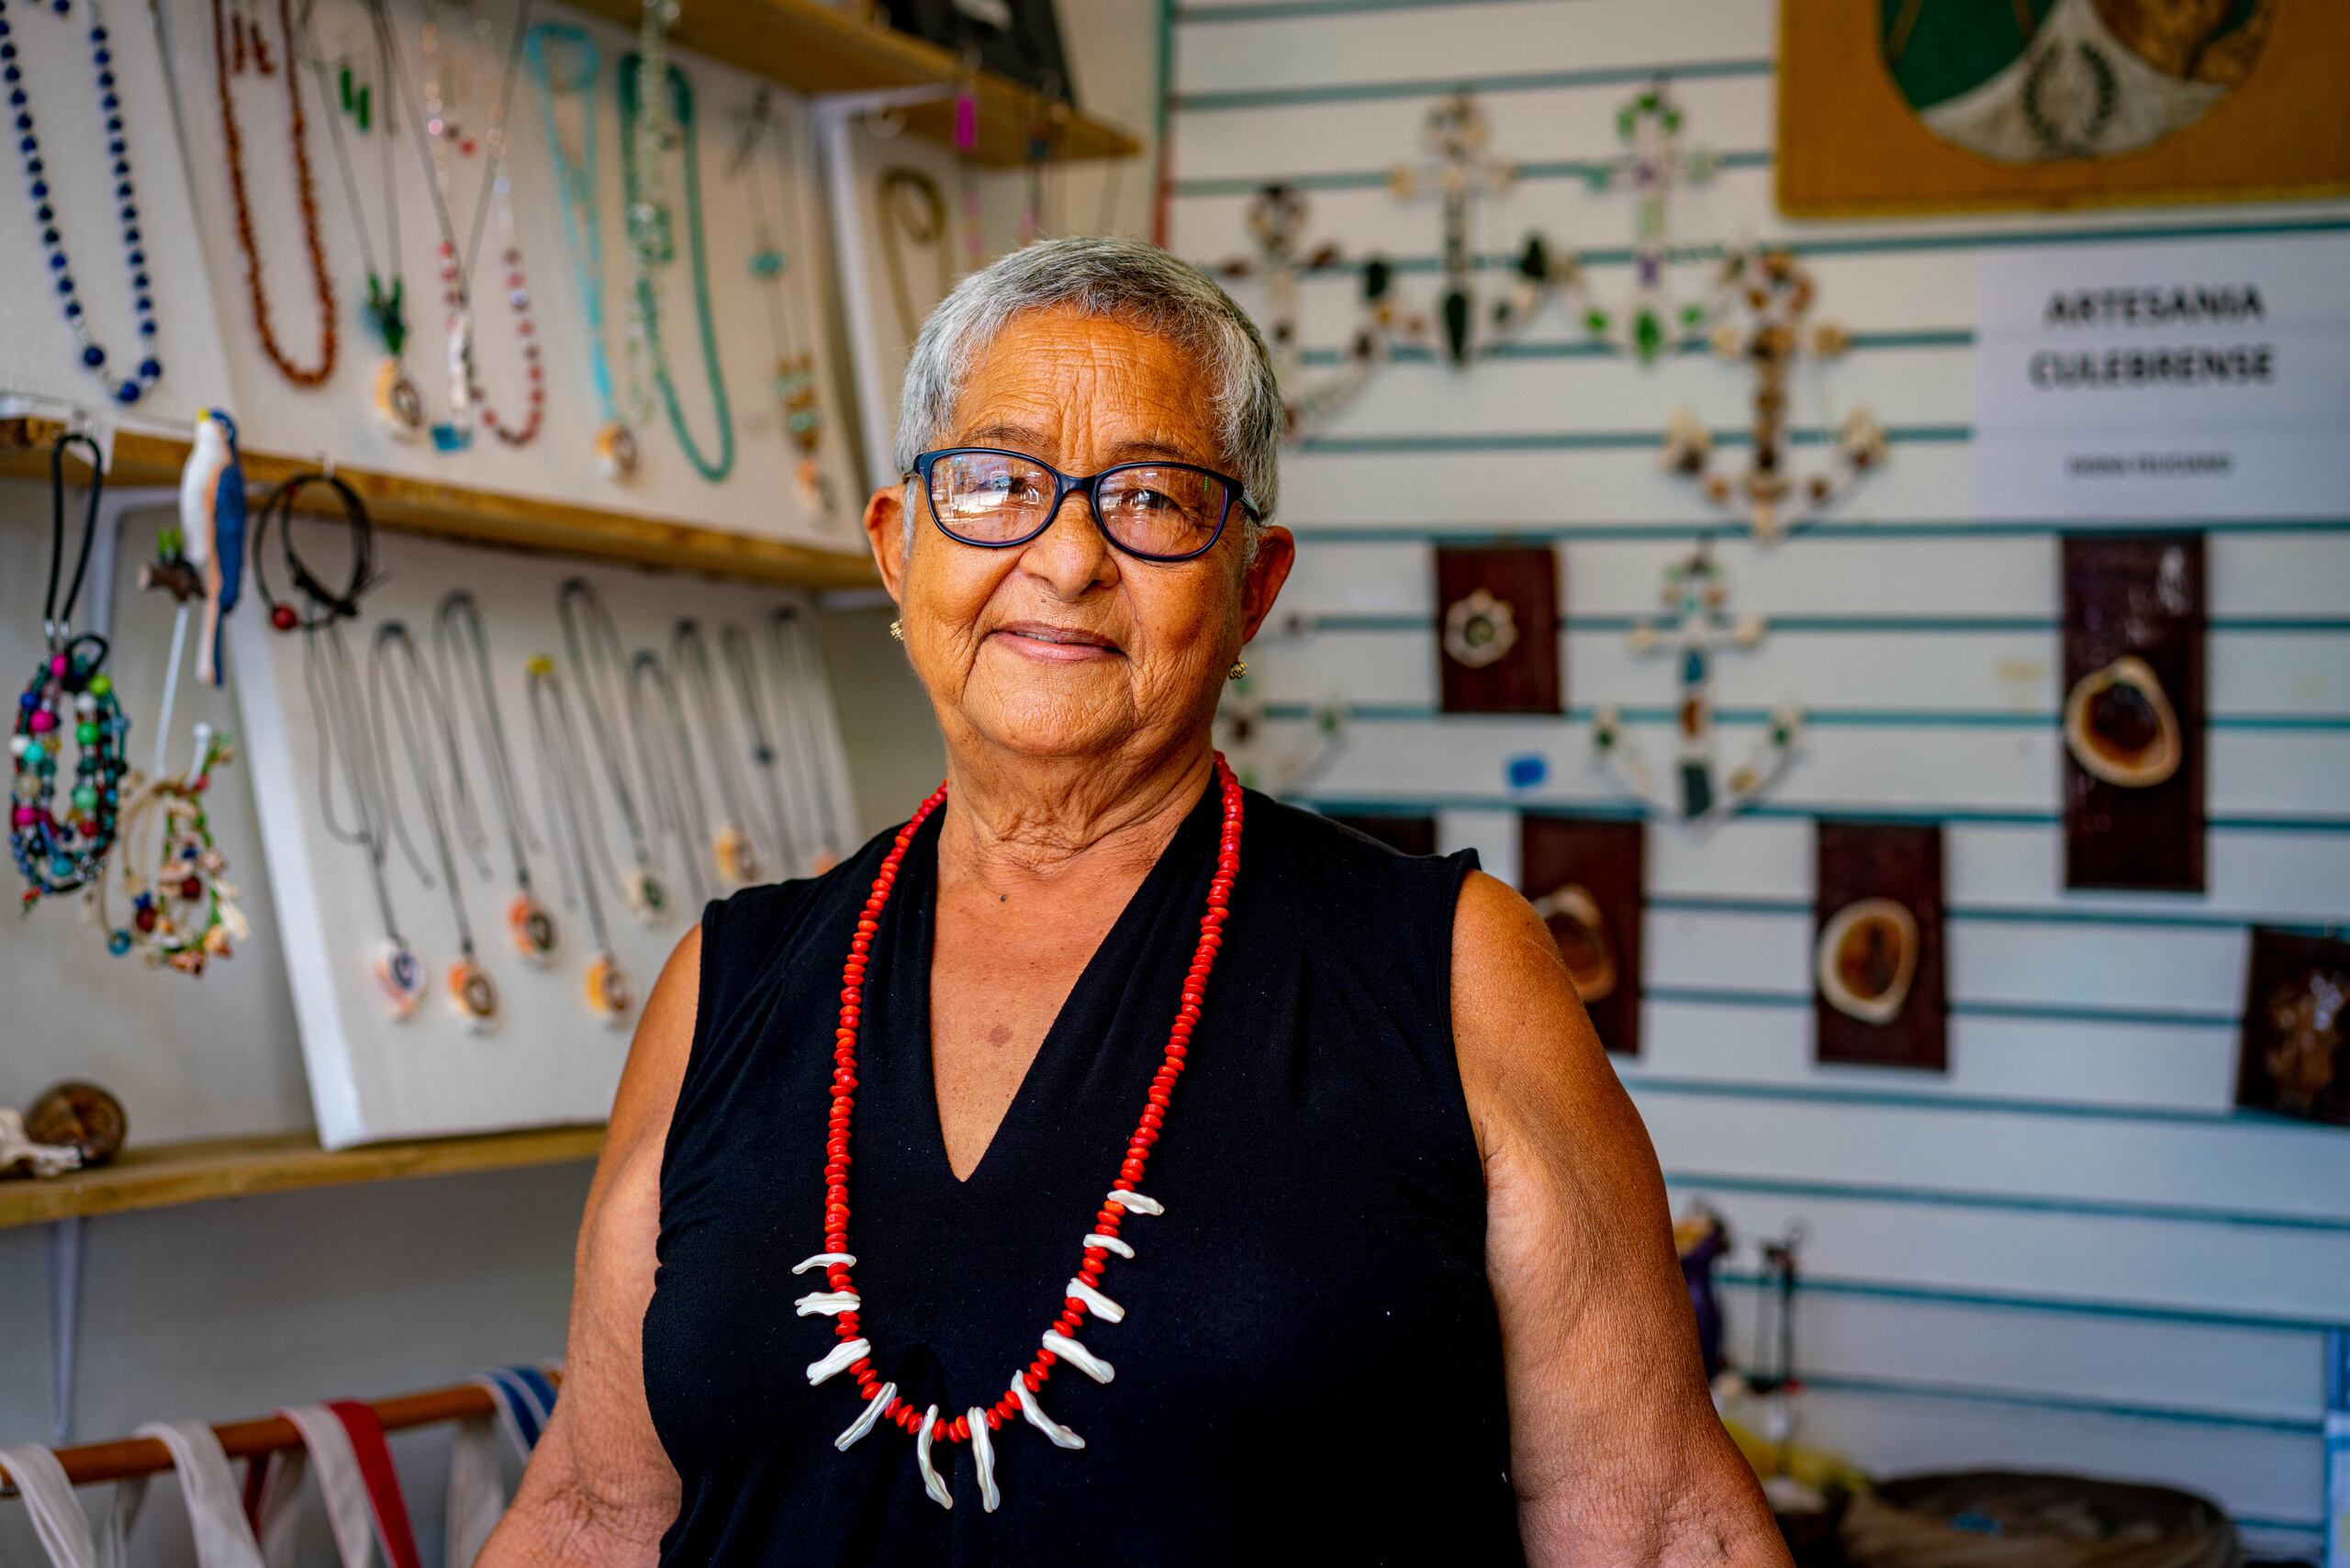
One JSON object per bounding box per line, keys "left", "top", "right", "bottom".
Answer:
{"left": 1042, "top": 1330, "right": 1113, "bottom": 1384}
{"left": 2064, "top": 655, "right": 2181, "bottom": 789}
{"left": 793, "top": 1252, "right": 856, "bottom": 1273}
{"left": 508, "top": 893, "right": 559, "bottom": 967}
{"left": 1816, "top": 898, "right": 1919, "bottom": 1025}
{"left": 914, "top": 1406, "right": 952, "bottom": 1509}
{"left": 967, "top": 1406, "right": 1001, "bottom": 1511}
{"left": 1064, "top": 1278, "right": 1125, "bottom": 1324}
{"left": 1530, "top": 883, "right": 1617, "bottom": 1004}
{"left": 1104, "top": 1188, "right": 1163, "bottom": 1216}
{"left": 1442, "top": 588, "right": 1517, "bottom": 670}
{"left": 24, "top": 1081, "right": 127, "bottom": 1166}
{"left": 450, "top": 959, "right": 499, "bottom": 1033}
{"left": 1012, "top": 1372, "right": 1084, "bottom": 1450}
{"left": 804, "top": 1338, "right": 869, "bottom": 1387}
{"left": 834, "top": 1383, "right": 894, "bottom": 1450}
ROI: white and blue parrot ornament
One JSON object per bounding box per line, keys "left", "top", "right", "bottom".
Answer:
{"left": 179, "top": 409, "right": 247, "bottom": 686}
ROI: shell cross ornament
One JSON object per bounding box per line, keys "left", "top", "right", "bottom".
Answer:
{"left": 1592, "top": 541, "right": 1802, "bottom": 824}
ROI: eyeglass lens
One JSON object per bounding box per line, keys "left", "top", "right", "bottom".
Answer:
{"left": 927, "top": 452, "right": 1232, "bottom": 558}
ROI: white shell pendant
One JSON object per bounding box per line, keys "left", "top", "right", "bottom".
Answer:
{"left": 795, "top": 1290, "right": 860, "bottom": 1316}
{"left": 1104, "top": 1187, "right": 1164, "bottom": 1215}
{"left": 834, "top": 1383, "right": 895, "bottom": 1451}
{"left": 623, "top": 864, "right": 671, "bottom": 924}
{"left": 1083, "top": 1232, "right": 1134, "bottom": 1259}
{"left": 915, "top": 1406, "right": 953, "bottom": 1510}
{"left": 793, "top": 1252, "right": 856, "bottom": 1273}
{"left": 805, "top": 1338, "right": 869, "bottom": 1386}
{"left": 1041, "top": 1331, "right": 1114, "bottom": 1385}
{"left": 1064, "top": 1278, "right": 1125, "bottom": 1323}
{"left": 967, "top": 1406, "right": 1001, "bottom": 1512}
{"left": 1012, "top": 1372, "right": 1084, "bottom": 1450}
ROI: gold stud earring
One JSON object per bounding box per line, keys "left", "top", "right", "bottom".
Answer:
{"left": 1227, "top": 658, "right": 1248, "bottom": 681}
{"left": 888, "top": 619, "right": 904, "bottom": 642}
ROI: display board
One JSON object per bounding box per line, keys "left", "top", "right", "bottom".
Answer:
{"left": 2, "top": 0, "right": 861, "bottom": 549}
{"left": 229, "top": 528, "right": 858, "bottom": 1148}
{"left": 1166, "top": 0, "right": 2350, "bottom": 1551}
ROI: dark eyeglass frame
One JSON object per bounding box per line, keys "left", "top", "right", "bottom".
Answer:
{"left": 907, "top": 446, "right": 1261, "bottom": 564}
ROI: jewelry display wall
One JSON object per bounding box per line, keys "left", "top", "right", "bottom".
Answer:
{"left": 141, "top": 0, "right": 855, "bottom": 539}
{"left": 2060, "top": 532, "right": 2205, "bottom": 893}
{"left": 228, "top": 526, "right": 858, "bottom": 1147}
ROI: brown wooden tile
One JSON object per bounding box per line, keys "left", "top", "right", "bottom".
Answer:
{"left": 1519, "top": 814, "right": 1644, "bottom": 1056}
{"left": 2061, "top": 533, "right": 2205, "bottom": 891}
{"left": 1435, "top": 545, "right": 1562, "bottom": 714}
{"left": 2235, "top": 927, "right": 2350, "bottom": 1128}
{"left": 1813, "top": 820, "right": 1948, "bottom": 1072}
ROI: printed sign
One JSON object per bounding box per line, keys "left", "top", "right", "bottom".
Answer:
{"left": 1973, "top": 232, "right": 2350, "bottom": 519}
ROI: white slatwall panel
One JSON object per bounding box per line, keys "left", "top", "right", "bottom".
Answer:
{"left": 1165, "top": 0, "right": 2350, "bottom": 1546}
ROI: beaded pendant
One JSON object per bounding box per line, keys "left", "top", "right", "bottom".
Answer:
{"left": 12, "top": 648, "right": 128, "bottom": 908}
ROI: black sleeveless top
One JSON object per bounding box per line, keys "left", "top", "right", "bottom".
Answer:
{"left": 643, "top": 783, "right": 1523, "bottom": 1564}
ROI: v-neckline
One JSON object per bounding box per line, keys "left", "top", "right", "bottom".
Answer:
{"left": 904, "top": 781, "right": 1216, "bottom": 1193}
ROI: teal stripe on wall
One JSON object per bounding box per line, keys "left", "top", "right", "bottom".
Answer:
{"left": 1661, "top": 1169, "right": 2350, "bottom": 1234}
{"left": 1172, "top": 55, "right": 1776, "bottom": 109}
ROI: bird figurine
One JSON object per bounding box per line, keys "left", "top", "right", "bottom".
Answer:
{"left": 178, "top": 409, "right": 247, "bottom": 686}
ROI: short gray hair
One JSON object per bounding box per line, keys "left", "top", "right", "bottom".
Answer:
{"left": 892, "top": 236, "right": 1282, "bottom": 540}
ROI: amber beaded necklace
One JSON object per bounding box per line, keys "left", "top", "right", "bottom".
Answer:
{"left": 213, "top": 0, "right": 338, "bottom": 387}
{"left": 798, "top": 756, "right": 1243, "bottom": 1512}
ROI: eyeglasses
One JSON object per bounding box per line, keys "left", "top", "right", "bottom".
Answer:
{"left": 908, "top": 447, "right": 1259, "bottom": 564}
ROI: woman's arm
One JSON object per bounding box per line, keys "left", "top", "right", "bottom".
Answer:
{"left": 477, "top": 929, "right": 701, "bottom": 1567}
{"left": 1450, "top": 871, "right": 1790, "bottom": 1568}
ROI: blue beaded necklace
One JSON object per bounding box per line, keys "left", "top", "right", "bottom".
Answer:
{"left": 1, "top": 0, "right": 162, "bottom": 405}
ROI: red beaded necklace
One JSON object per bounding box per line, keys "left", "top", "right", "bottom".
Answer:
{"left": 795, "top": 755, "right": 1243, "bottom": 1513}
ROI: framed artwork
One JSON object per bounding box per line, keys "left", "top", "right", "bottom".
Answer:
{"left": 2234, "top": 927, "right": 2350, "bottom": 1127}
{"left": 1778, "top": 1, "right": 2350, "bottom": 216}
{"left": 1520, "top": 815, "right": 1644, "bottom": 1057}
{"left": 1813, "top": 822, "right": 1949, "bottom": 1072}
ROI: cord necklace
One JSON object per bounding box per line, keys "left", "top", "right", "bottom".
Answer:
{"left": 719, "top": 621, "right": 800, "bottom": 879}
{"left": 555, "top": 577, "right": 667, "bottom": 921}
{"left": 526, "top": 657, "right": 630, "bottom": 1024}
{"left": 671, "top": 619, "right": 758, "bottom": 884}
{"left": 435, "top": 589, "right": 557, "bottom": 965}
{"left": 372, "top": 620, "right": 498, "bottom": 1029}
{"left": 626, "top": 648, "right": 711, "bottom": 910}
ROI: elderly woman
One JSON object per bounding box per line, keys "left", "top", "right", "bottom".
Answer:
{"left": 485, "top": 237, "right": 1785, "bottom": 1566}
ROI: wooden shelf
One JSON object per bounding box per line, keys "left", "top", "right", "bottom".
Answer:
{"left": 0, "top": 420, "right": 878, "bottom": 588}
{"left": 0, "top": 1125, "right": 607, "bottom": 1230}
{"left": 561, "top": 0, "right": 1140, "bottom": 166}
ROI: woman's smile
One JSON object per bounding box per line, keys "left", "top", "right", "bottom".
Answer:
{"left": 987, "top": 620, "right": 1125, "bottom": 663}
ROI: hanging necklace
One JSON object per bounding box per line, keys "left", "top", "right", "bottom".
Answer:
{"left": 525, "top": 22, "right": 636, "bottom": 478}
{"left": 252, "top": 470, "right": 422, "bottom": 1015}
{"left": 213, "top": 0, "right": 337, "bottom": 387}
{"left": 619, "top": 36, "right": 735, "bottom": 483}
{"left": 732, "top": 91, "right": 830, "bottom": 517}
{"left": 12, "top": 433, "right": 130, "bottom": 910}
{"left": 719, "top": 621, "right": 800, "bottom": 880}
{"left": 875, "top": 166, "right": 950, "bottom": 345}
{"left": 625, "top": 648, "right": 711, "bottom": 911}
{"left": 800, "top": 756, "right": 1244, "bottom": 1509}
{"left": 435, "top": 590, "right": 557, "bottom": 965}
{"left": 555, "top": 577, "right": 668, "bottom": 922}
{"left": 414, "top": 0, "right": 543, "bottom": 451}
{"left": 372, "top": 621, "right": 499, "bottom": 1029}
{"left": 670, "top": 620, "right": 758, "bottom": 885}
{"left": 1, "top": 0, "right": 164, "bottom": 405}
{"left": 765, "top": 604, "right": 839, "bottom": 873}
{"left": 525, "top": 657, "right": 630, "bottom": 1024}
{"left": 306, "top": 0, "right": 425, "bottom": 438}
{"left": 100, "top": 724, "right": 245, "bottom": 973}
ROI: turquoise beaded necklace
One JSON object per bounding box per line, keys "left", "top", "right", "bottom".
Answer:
{"left": 524, "top": 22, "right": 637, "bottom": 478}
{"left": 617, "top": 49, "right": 734, "bottom": 484}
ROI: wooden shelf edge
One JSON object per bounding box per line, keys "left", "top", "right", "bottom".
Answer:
{"left": 0, "top": 1125, "right": 609, "bottom": 1229}
{"left": 559, "top": 0, "right": 1141, "bottom": 165}
{"left": 0, "top": 419, "right": 879, "bottom": 589}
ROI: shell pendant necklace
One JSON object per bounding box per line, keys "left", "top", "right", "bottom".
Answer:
{"left": 798, "top": 755, "right": 1243, "bottom": 1512}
